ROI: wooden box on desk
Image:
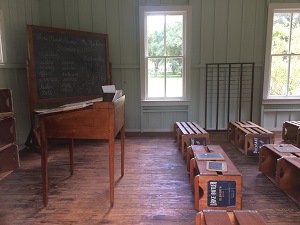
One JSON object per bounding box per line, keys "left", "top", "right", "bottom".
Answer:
{"left": 103, "top": 90, "right": 123, "bottom": 102}
{"left": 103, "top": 93, "right": 115, "bottom": 102}
{"left": 190, "top": 145, "right": 242, "bottom": 211}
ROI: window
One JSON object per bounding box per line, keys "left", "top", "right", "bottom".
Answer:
{"left": 263, "top": 3, "right": 300, "bottom": 103}
{"left": 139, "top": 6, "right": 191, "bottom": 101}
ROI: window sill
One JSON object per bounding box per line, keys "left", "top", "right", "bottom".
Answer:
{"left": 141, "top": 100, "right": 190, "bottom": 107}
{"left": 262, "top": 98, "right": 300, "bottom": 105}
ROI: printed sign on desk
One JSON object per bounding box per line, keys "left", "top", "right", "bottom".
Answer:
{"left": 207, "top": 180, "right": 236, "bottom": 207}
{"left": 253, "top": 137, "right": 270, "bottom": 154}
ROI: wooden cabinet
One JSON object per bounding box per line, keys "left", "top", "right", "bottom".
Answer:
{"left": 0, "top": 89, "right": 19, "bottom": 180}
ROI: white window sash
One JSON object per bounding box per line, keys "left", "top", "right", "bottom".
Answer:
{"left": 263, "top": 3, "right": 300, "bottom": 103}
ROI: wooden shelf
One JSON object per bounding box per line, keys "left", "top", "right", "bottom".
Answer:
{"left": 0, "top": 89, "right": 19, "bottom": 181}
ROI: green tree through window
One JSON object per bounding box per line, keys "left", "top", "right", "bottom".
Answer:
{"left": 146, "top": 13, "right": 184, "bottom": 98}
{"left": 264, "top": 5, "right": 300, "bottom": 99}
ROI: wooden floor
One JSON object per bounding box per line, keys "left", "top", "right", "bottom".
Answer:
{"left": 0, "top": 132, "right": 299, "bottom": 225}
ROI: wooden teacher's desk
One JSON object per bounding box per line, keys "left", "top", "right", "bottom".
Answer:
{"left": 37, "top": 95, "right": 125, "bottom": 206}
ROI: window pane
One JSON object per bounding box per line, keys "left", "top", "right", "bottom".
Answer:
{"left": 166, "top": 57, "right": 183, "bottom": 97}
{"left": 147, "top": 58, "right": 165, "bottom": 97}
{"left": 147, "top": 15, "right": 164, "bottom": 57}
{"left": 166, "top": 15, "right": 183, "bottom": 56}
{"left": 289, "top": 55, "right": 300, "bottom": 96}
{"left": 291, "top": 13, "right": 300, "bottom": 53}
{"left": 270, "top": 55, "right": 288, "bottom": 96}
{"left": 272, "top": 13, "right": 291, "bottom": 54}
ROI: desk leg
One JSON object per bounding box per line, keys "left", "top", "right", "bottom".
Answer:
{"left": 121, "top": 125, "right": 125, "bottom": 177}
{"left": 40, "top": 118, "right": 48, "bottom": 206}
{"left": 109, "top": 135, "right": 115, "bottom": 207}
{"left": 69, "top": 139, "right": 74, "bottom": 176}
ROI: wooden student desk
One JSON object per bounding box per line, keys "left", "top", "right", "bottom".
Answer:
{"left": 37, "top": 95, "right": 125, "bottom": 206}
{"left": 189, "top": 145, "right": 242, "bottom": 211}
{"left": 196, "top": 210, "right": 267, "bottom": 225}
{"left": 259, "top": 144, "right": 300, "bottom": 184}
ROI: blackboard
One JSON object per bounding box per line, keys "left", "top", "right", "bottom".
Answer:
{"left": 206, "top": 161, "right": 227, "bottom": 172}
{"left": 26, "top": 25, "right": 110, "bottom": 104}
{"left": 195, "top": 153, "right": 224, "bottom": 161}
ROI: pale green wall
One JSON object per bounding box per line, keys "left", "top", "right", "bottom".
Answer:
{"left": 0, "top": 0, "right": 39, "bottom": 145}
{"left": 0, "top": 0, "right": 299, "bottom": 145}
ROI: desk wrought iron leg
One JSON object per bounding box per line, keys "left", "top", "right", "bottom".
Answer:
{"left": 109, "top": 135, "right": 114, "bottom": 207}
{"left": 121, "top": 125, "right": 125, "bottom": 177}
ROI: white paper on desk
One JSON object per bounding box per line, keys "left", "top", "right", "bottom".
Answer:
{"left": 102, "top": 85, "right": 116, "bottom": 93}
{"left": 112, "top": 90, "right": 123, "bottom": 102}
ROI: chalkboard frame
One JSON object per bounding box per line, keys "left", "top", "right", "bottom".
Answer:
{"left": 26, "top": 25, "right": 111, "bottom": 104}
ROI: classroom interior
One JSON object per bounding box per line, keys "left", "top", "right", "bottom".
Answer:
{"left": 1, "top": 0, "right": 300, "bottom": 225}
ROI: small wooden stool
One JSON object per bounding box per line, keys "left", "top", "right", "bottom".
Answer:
{"left": 174, "top": 122, "right": 209, "bottom": 157}
{"left": 228, "top": 121, "right": 274, "bottom": 157}
{"left": 195, "top": 210, "right": 267, "bottom": 225}
{"left": 227, "top": 121, "right": 257, "bottom": 144}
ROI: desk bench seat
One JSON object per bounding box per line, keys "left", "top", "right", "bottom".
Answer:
{"left": 282, "top": 121, "right": 300, "bottom": 147}
{"left": 196, "top": 210, "right": 266, "bottom": 225}
{"left": 227, "top": 121, "right": 259, "bottom": 144}
{"left": 227, "top": 121, "right": 274, "bottom": 157}
{"left": 174, "top": 122, "right": 209, "bottom": 157}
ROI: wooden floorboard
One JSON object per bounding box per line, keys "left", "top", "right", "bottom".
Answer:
{"left": 0, "top": 132, "right": 299, "bottom": 225}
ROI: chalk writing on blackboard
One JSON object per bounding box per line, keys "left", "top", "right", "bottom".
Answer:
{"left": 27, "top": 25, "right": 109, "bottom": 103}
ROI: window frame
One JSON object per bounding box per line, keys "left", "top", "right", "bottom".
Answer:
{"left": 0, "top": 10, "right": 5, "bottom": 63}
{"left": 263, "top": 3, "right": 300, "bottom": 104}
{"left": 139, "top": 6, "right": 192, "bottom": 103}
